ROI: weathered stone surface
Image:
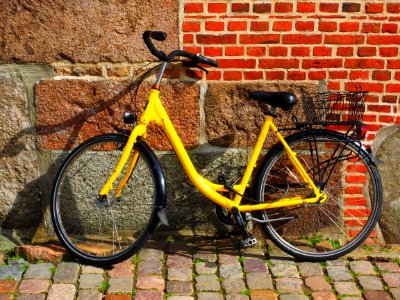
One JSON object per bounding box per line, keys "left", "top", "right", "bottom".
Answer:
{"left": 137, "top": 261, "right": 162, "bottom": 276}
{"left": 250, "top": 289, "right": 277, "bottom": 300}
{"left": 15, "top": 295, "right": 46, "bottom": 300}
{"left": 382, "top": 273, "right": 400, "bottom": 288}
{"left": 53, "top": 262, "right": 80, "bottom": 283}
{"left": 364, "top": 290, "right": 392, "bottom": 300}
{"left": 246, "top": 273, "right": 273, "bottom": 290}
{"left": 47, "top": 284, "right": 76, "bottom": 300}
{"left": 221, "top": 277, "right": 245, "bottom": 294}
{"left": 78, "top": 290, "right": 103, "bottom": 300}
{"left": 136, "top": 275, "right": 165, "bottom": 290}
{"left": 274, "top": 278, "right": 303, "bottom": 294}
{"left": 195, "top": 274, "right": 220, "bottom": 292}
{"left": 24, "top": 263, "right": 53, "bottom": 280}
{"left": 358, "top": 275, "right": 383, "bottom": 290}
{"left": 197, "top": 292, "right": 224, "bottom": 300}
{"left": 107, "top": 261, "right": 134, "bottom": 278}
{"left": 349, "top": 261, "right": 375, "bottom": 275}
{"left": 36, "top": 80, "right": 200, "bottom": 150}
{"left": 298, "top": 262, "right": 323, "bottom": 277}
{"left": 311, "top": 291, "right": 336, "bottom": 300}
{"left": 166, "top": 280, "right": 194, "bottom": 295}
{"left": 243, "top": 259, "right": 268, "bottom": 273}
{"left": 195, "top": 262, "right": 218, "bottom": 275}
{"left": 78, "top": 273, "right": 103, "bottom": 289}
{"left": 304, "top": 276, "right": 331, "bottom": 291}
{"left": 334, "top": 281, "right": 361, "bottom": 296}
{"left": 0, "top": 72, "right": 41, "bottom": 228}
{"left": 108, "top": 278, "right": 133, "bottom": 293}
{"left": 0, "top": 262, "right": 25, "bottom": 280}
{"left": 326, "top": 266, "right": 353, "bottom": 281}
{"left": 134, "top": 289, "right": 163, "bottom": 300}
{"left": 204, "top": 82, "right": 319, "bottom": 147}
{"left": 19, "top": 279, "right": 50, "bottom": 294}
{"left": 15, "top": 245, "right": 69, "bottom": 263}
{"left": 0, "top": 1, "right": 178, "bottom": 63}
{"left": 168, "top": 268, "right": 193, "bottom": 281}
{"left": 0, "top": 280, "right": 18, "bottom": 293}
{"left": 270, "top": 264, "right": 299, "bottom": 278}
{"left": 375, "top": 126, "right": 400, "bottom": 243}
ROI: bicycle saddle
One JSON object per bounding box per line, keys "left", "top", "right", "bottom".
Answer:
{"left": 249, "top": 91, "right": 297, "bottom": 111}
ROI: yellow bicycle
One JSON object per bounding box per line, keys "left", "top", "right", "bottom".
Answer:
{"left": 52, "top": 31, "right": 382, "bottom": 266}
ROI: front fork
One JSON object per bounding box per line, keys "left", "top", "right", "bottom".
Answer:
{"left": 99, "top": 124, "right": 147, "bottom": 199}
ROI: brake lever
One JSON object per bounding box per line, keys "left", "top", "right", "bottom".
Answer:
{"left": 182, "top": 60, "right": 209, "bottom": 74}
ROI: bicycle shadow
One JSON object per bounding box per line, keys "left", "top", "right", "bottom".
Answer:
{"left": 1, "top": 78, "right": 240, "bottom": 241}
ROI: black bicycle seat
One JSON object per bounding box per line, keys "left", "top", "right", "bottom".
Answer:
{"left": 249, "top": 91, "right": 297, "bottom": 111}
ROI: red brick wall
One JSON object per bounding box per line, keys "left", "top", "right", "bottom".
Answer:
{"left": 182, "top": 1, "right": 400, "bottom": 142}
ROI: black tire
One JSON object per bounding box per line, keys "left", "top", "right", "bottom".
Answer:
{"left": 253, "top": 129, "right": 382, "bottom": 261}
{"left": 51, "top": 134, "right": 166, "bottom": 266}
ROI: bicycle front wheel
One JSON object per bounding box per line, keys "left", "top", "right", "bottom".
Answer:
{"left": 254, "top": 129, "right": 382, "bottom": 261}
{"left": 52, "top": 134, "right": 164, "bottom": 265}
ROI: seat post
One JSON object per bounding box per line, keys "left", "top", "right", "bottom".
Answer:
{"left": 266, "top": 106, "right": 277, "bottom": 118}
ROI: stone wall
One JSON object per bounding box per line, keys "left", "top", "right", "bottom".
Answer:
{"left": 0, "top": 1, "right": 399, "bottom": 242}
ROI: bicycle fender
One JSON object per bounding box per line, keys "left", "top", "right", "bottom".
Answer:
{"left": 135, "top": 139, "right": 169, "bottom": 225}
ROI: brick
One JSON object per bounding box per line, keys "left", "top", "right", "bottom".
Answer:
{"left": 288, "top": 71, "right": 306, "bottom": 80}
{"left": 244, "top": 71, "right": 263, "bottom": 80}
{"left": 292, "top": 47, "right": 310, "bottom": 56}
{"left": 320, "top": 3, "right": 339, "bottom": 13}
{"left": 247, "top": 46, "right": 266, "bottom": 56}
{"left": 373, "top": 71, "right": 391, "bottom": 81}
{"left": 283, "top": 34, "right": 322, "bottom": 44}
{"left": 368, "top": 35, "right": 400, "bottom": 45}
{"left": 388, "top": 60, "right": 400, "bottom": 69}
{"left": 275, "top": 2, "right": 293, "bottom": 13}
{"left": 253, "top": 3, "right": 272, "bottom": 13}
{"left": 325, "top": 35, "right": 364, "bottom": 44}
{"left": 366, "top": 3, "right": 384, "bottom": 14}
{"left": 204, "top": 47, "right": 223, "bottom": 57}
{"left": 183, "top": 34, "right": 194, "bottom": 44}
{"left": 208, "top": 3, "right": 227, "bottom": 13}
{"left": 314, "top": 46, "right": 332, "bottom": 56}
{"left": 362, "top": 23, "right": 380, "bottom": 33}
{"left": 296, "top": 21, "right": 314, "bottom": 31}
{"left": 342, "top": 3, "right": 361, "bottom": 12}
{"left": 250, "top": 21, "right": 269, "bottom": 31}
{"left": 345, "top": 59, "right": 384, "bottom": 69}
{"left": 358, "top": 47, "right": 376, "bottom": 57}
{"left": 240, "top": 34, "right": 280, "bottom": 44}
{"left": 386, "top": 84, "right": 400, "bottom": 93}
{"left": 217, "top": 59, "right": 255, "bottom": 68}
{"left": 104, "top": 295, "right": 131, "bottom": 300}
{"left": 259, "top": 58, "right": 299, "bottom": 69}
{"left": 382, "top": 95, "right": 398, "bottom": 103}
{"left": 297, "top": 2, "right": 316, "bottom": 13}
{"left": 303, "top": 59, "right": 342, "bottom": 69}
{"left": 225, "top": 46, "right": 244, "bottom": 56}
{"left": 16, "top": 245, "right": 68, "bottom": 264}
{"left": 184, "top": 3, "right": 203, "bottom": 13}
{"left": 273, "top": 21, "right": 292, "bottom": 31}
{"left": 319, "top": 21, "right": 337, "bottom": 32}
{"left": 205, "top": 21, "right": 224, "bottom": 31}
{"left": 197, "top": 34, "right": 236, "bottom": 44}
{"left": 269, "top": 46, "right": 288, "bottom": 56}
{"left": 329, "top": 70, "right": 348, "bottom": 79}
{"left": 224, "top": 71, "right": 242, "bottom": 81}
{"left": 340, "top": 22, "right": 359, "bottom": 32}
{"left": 350, "top": 71, "right": 369, "bottom": 80}
{"left": 379, "top": 115, "right": 395, "bottom": 123}
{"left": 231, "top": 3, "right": 249, "bottom": 12}
{"left": 387, "top": 3, "right": 400, "bottom": 13}
{"left": 228, "top": 21, "right": 247, "bottom": 31}
{"left": 206, "top": 71, "right": 221, "bottom": 80}
{"left": 308, "top": 71, "right": 326, "bottom": 80}
{"left": 265, "top": 71, "right": 285, "bottom": 80}
{"left": 182, "top": 22, "right": 200, "bottom": 32}
{"left": 382, "top": 23, "right": 398, "bottom": 33}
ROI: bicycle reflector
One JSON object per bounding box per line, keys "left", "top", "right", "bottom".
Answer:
{"left": 123, "top": 111, "right": 136, "bottom": 124}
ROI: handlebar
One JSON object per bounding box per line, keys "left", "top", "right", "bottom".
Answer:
{"left": 143, "top": 30, "right": 218, "bottom": 68}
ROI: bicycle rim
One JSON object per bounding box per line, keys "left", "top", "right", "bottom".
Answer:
{"left": 52, "top": 134, "right": 158, "bottom": 265}
{"left": 257, "top": 130, "right": 382, "bottom": 261}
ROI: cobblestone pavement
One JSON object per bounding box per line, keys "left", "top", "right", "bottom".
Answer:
{"left": 0, "top": 237, "right": 400, "bottom": 299}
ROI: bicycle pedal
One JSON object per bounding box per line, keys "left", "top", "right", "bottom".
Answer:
{"left": 242, "top": 236, "right": 257, "bottom": 247}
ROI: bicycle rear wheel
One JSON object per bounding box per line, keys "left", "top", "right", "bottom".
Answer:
{"left": 52, "top": 134, "right": 165, "bottom": 266}
{"left": 253, "top": 129, "right": 382, "bottom": 261}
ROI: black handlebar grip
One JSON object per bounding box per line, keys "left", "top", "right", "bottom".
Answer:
{"left": 150, "top": 31, "right": 167, "bottom": 41}
{"left": 197, "top": 54, "right": 219, "bottom": 68}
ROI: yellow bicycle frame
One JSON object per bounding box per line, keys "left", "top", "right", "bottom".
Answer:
{"left": 99, "top": 88, "right": 327, "bottom": 212}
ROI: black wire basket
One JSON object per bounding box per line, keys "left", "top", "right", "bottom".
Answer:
{"left": 295, "top": 91, "right": 367, "bottom": 125}
{"left": 293, "top": 90, "right": 368, "bottom": 127}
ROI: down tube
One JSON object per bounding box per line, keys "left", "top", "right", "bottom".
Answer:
{"left": 161, "top": 114, "right": 233, "bottom": 209}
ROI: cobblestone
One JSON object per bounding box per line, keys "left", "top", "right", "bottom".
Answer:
{"left": 0, "top": 237, "right": 399, "bottom": 300}
{"left": 53, "top": 262, "right": 80, "bottom": 283}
